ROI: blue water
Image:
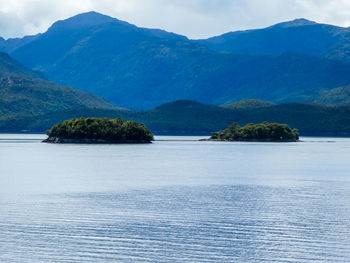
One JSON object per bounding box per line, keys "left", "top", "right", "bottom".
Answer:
{"left": 0, "top": 135, "right": 350, "bottom": 262}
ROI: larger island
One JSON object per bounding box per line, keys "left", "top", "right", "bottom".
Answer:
{"left": 43, "top": 117, "right": 154, "bottom": 144}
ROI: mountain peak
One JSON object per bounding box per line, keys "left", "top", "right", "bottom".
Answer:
{"left": 48, "top": 11, "right": 127, "bottom": 31}
{"left": 68, "top": 11, "right": 116, "bottom": 24}
{"left": 273, "top": 18, "right": 317, "bottom": 28}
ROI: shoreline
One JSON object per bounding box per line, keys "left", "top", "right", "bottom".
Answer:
{"left": 200, "top": 138, "right": 299, "bottom": 142}
{"left": 42, "top": 137, "right": 152, "bottom": 144}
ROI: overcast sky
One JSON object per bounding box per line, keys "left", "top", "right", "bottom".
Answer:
{"left": 0, "top": 0, "right": 350, "bottom": 39}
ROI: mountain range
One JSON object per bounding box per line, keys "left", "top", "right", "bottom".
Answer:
{"left": 2, "top": 12, "right": 350, "bottom": 135}
{"left": 2, "top": 12, "right": 350, "bottom": 109}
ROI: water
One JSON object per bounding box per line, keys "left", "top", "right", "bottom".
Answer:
{"left": 0, "top": 135, "right": 350, "bottom": 262}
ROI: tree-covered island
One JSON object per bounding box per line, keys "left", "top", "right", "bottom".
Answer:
{"left": 43, "top": 117, "right": 154, "bottom": 144}
{"left": 208, "top": 122, "right": 299, "bottom": 142}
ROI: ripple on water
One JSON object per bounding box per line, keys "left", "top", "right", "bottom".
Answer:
{"left": 0, "top": 184, "right": 350, "bottom": 263}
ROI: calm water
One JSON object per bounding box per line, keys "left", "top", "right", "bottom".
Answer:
{"left": 0, "top": 134, "right": 350, "bottom": 262}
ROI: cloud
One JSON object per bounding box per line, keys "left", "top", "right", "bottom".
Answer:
{"left": 0, "top": 0, "right": 350, "bottom": 39}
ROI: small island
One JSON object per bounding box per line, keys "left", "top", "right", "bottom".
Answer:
{"left": 43, "top": 117, "right": 154, "bottom": 144}
{"left": 206, "top": 122, "right": 299, "bottom": 142}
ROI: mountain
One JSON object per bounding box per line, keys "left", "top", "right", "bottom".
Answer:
{"left": 2, "top": 13, "right": 350, "bottom": 109}
{"left": 0, "top": 52, "right": 121, "bottom": 117}
{"left": 10, "top": 11, "right": 187, "bottom": 73}
{"left": 3, "top": 100, "right": 350, "bottom": 136}
{"left": 198, "top": 19, "right": 350, "bottom": 58}
{"left": 7, "top": 12, "right": 194, "bottom": 109}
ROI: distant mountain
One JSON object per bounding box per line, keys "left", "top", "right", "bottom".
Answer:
{"left": 2, "top": 13, "right": 350, "bottom": 109}
{"left": 3, "top": 100, "right": 350, "bottom": 136}
{"left": 0, "top": 52, "right": 121, "bottom": 117}
{"left": 198, "top": 19, "right": 350, "bottom": 58}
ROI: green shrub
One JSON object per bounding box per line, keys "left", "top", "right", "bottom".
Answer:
{"left": 212, "top": 121, "right": 299, "bottom": 141}
{"left": 46, "top": 117, "right": 153, "bottom": 142}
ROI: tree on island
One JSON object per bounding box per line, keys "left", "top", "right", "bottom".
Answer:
{"left": 45, "top": 117, "right": 154, "bottom": 143}
{"left": 211, "top": 122, "right": 299, "bottom": 141}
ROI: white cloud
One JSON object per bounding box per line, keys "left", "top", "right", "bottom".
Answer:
{"left": 0, "top": 0, "right": 350, "bottom": 39}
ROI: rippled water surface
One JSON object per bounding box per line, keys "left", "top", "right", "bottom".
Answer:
{"left": 0, "top": 135, "right": 350, "bottom": 262}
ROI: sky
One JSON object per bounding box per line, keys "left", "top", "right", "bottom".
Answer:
{"left": 0, "top": 0, "right": 350, "bottom": 39}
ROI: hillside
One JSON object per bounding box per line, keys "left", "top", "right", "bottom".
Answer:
{"left": 1, "top": 13, "right": 350, "bottom": 109}
{"left": 0, "top": 51, "right": 120, "bottom": 117}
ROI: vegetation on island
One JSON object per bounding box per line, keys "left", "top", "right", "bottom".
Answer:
{"left": 211, "top": 122, "right": 299, "bottom": 142}
{"left": 45, "top": 117, "right": 153, "bottom": 143}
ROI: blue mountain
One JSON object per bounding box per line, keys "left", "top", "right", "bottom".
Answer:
{"left": 2, "top": 12, "right": 350, "bottom": 109}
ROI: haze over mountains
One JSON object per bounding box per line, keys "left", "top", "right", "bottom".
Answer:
{"left": 2, "top": 12, "right": 350, "bottom": 109}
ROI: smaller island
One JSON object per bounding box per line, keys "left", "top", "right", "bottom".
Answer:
{"left": 206, "top": 122, "right": 299, "bottom": 142}
{"left": 43, "top": 117, "right": 154, "bottom": 144}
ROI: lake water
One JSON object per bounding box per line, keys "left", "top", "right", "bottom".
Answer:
{"left": 0, "top": 134, "right": 350, "bottom": 262}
